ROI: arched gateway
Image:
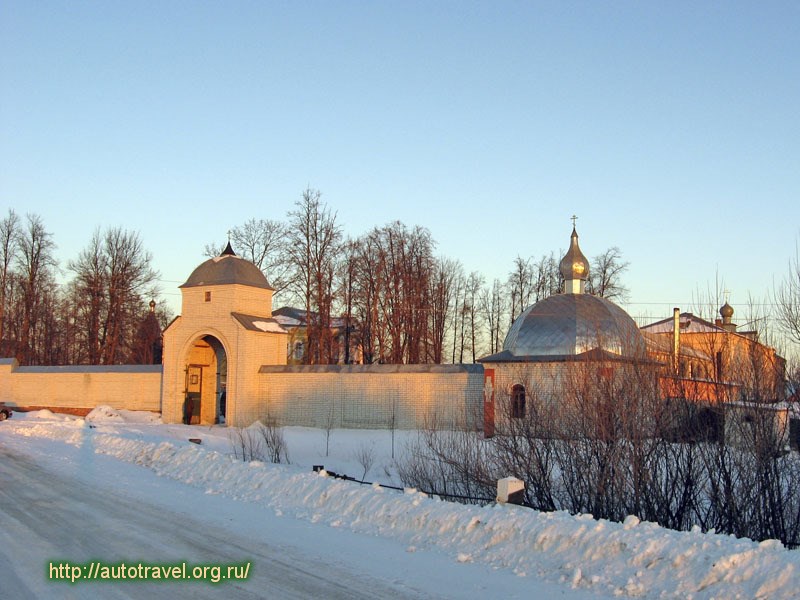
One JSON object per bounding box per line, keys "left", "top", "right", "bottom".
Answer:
{"left": 161, "top": 243, "right": 287, "bottom": 426}
{"left": 181, "top": 333, "right": 227, "bottom": 424}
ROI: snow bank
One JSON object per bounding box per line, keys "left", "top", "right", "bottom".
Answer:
{"left": 29, "top": 409, "right": 77, "bottom": 421}
{"left": 4, "top": 416, "right": 798, "bottom": 599}
{"left": 86, "top": 405, "right": 125, "bottom": 423}
{"left": 86, "top": 405, "right": 161, "bottom": 424}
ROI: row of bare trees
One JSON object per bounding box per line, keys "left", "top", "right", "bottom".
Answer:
{"left": 10, "top": 190, "right": 797, "bottom": 369}
{"left": 209, "top": 188, "right": 632, "bottom": 364}
{"left": 1, "top": 192, "right": 629, "bottom": 366}
{"left": 0, "top": 209, "right": 166, "bottom": 365}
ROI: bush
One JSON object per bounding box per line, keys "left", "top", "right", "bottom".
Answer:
{"left": 229, "top": 418, "right": 289, "bottom": 464}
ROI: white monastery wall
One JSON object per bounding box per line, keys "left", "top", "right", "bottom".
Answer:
{"left": 0, "top": 358, "right": 161, "bottom": 413}
{"left": 229, "top": 364, "right": 485, "bottom": 430}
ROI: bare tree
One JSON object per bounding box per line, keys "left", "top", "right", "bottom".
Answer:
{"left": 259, "top": 416, "right": 290, "bottom": 464}
{"left": 68, "top": 230, "right": 106, "bottom": 363}
{"left": 380, "top": 222, "right": 433, "bottom": 363}
{"left": 480, "top": 278, "right": 506, "bottom": 355}
{"left": 775, "top": 236, "right": 800, "bottom": 346}
{"left": 348, "top": 222, "right": 436, "bottom": 364}
{"left": 464, "top": 271, "right": 485, "bottom": 362}
{"left": 429, "top": 258, "right": 459, "bottom": 364}
{"left": 348, "top": 232, "right": 383, "bottom": 364}
{"left": 507, "top": 256, "right": 533, "bottom": 323}
{"left": 0, "top": 209, "right": 19, "bottom": 349}
{"left": 587, "top": 247, "right": 630, "bottom": 301}
{"left": 450, "top": 269, "right": 466, "bottom": 364}
{"left": 287, "top": 189, "right": 342, "bottom": 364}
{"left": 15, "top": 214, "right": 58, "bottom": 364}
{"left": 337, "top": 239, "right": 359, "bottom": 364}
{"left": 352, "top": 442, "right": 376, "bottom": 482}
{"left": 531, "top": 252, "right": 562, "bottom": 302}
{"left": 67, "top": 227, "right": 159, "bottom": 364}
{"left": 205, "top": 218, "right": 291, "bottom": 296}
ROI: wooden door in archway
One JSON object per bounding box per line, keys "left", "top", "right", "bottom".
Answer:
{"left": 185, "top": 365, "right": 203, "bottom": 425}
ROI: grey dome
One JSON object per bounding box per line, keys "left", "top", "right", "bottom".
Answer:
{"left": 180, "top": 254, "right": 272, "bottom": 290}
{"left": 500, "top": 294, "right": 645, "bottom": 359}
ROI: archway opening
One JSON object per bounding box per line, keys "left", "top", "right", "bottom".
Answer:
{"left": 183, "top": 334, "right": 227, "bottom": 425}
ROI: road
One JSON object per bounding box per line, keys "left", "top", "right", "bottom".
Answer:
{"left": 0, "top": 445, "right": 429, "bottom": 599}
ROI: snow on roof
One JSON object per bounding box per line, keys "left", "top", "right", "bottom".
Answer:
{"left": 252, "top": 320, "right": 286, "bottom": 333}
{"left": 231, "top": 312, "right": 287, "bottom": 334}
{"left": 725, "top": 401, "right": 791, "bottom": 411}
{"left": 640, "top": 313, "right": 720, "bottom": 334}
{"left": 272, "top": 314, "right": 302, "bottom": 327}
{"left": 271, "top": 306, "right": 349, "bottom": 329}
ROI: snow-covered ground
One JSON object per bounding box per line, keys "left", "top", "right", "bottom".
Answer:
{"left": 1, "top": 408, "right": 798, "bottom": 599}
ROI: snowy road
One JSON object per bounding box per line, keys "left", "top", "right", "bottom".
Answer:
{"left": 0, "top": 445, "right": 430, "bottom": 599}
{"left": 0, "top": 433, "right": 594, "bottom": 600}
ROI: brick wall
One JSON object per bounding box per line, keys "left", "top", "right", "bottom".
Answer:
{"left": 229, "top": 364, "right": 485, "bottom": 430}
{"left": 0, "top": 357, "right": 486, "bottom": 431}
{"left": 0, "top": 358, "right": 161, "bottom": 412}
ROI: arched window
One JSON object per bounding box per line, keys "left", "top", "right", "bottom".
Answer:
{"left": 511, "top": 384, "right": 526, "bottom": 419}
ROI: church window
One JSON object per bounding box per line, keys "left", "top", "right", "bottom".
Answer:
{"left": 205, "top": 291, "right": 211, "bottom": 302}
{"left": 511, "top": 384, "right": 526, "bottom": 419}
{"left": 293, "top": 341, "right": 304, "bottom": 360}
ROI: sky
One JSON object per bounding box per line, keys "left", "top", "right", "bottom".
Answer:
{"left": 1, "top": 2, "right": 799, "bottom": 334}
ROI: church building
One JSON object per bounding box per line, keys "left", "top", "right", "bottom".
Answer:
{"left": 478, "top": 226, "right": 657, "bottom": 438}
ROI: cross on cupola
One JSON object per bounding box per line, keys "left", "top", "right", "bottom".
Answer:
{"left": 221, "top": 230, "right": 236, "bottom": 257}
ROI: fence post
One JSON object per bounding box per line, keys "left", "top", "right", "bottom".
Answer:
{"left": 496, "top": 477, "right": 525, "bottom": 504}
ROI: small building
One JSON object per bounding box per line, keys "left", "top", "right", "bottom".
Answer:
{"left": 478, "top": 226, "right": 659, "bottom": 439}
{"left": 161, "top": 242, "right": 288, "bottom": 426}
{"left": 272, "top": 306, "right": 362, "bottom": 365}
{"left": 641, "top": 306, "right": 786, "bottom": 404}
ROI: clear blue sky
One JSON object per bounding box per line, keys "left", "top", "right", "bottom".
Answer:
{"left": 1, "top": 2, "right": 798, "bottom": 333}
